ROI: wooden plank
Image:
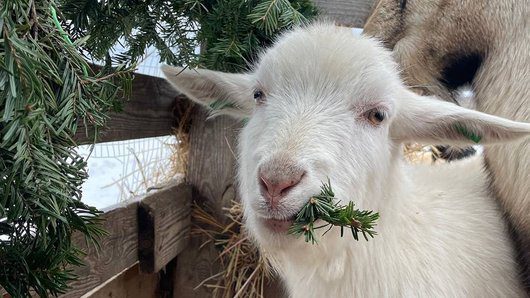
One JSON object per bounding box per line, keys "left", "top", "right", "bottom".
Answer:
{"left": 138, "top": 182, "right": 192, "bottom": 273}
{"left": 61, "top": 180, "right": 192, "bottom": 297}
{"left": 62, "top": 200, "right": 139, "bottom": 298}
{"left": 185, "top": 109, "right": 239, "bottom": 217}
{"left": 313, "top": 0, "right": 375, "bottom": 27}
{"left": 83, "top": 263, "right": 158, "bottom": 298}
{"left": 75, "top": 73, "right": 191, "bottom": 144}
{"left": 174, "top": 109, "right": 241, "bottom": 297}
{"left": 1, "top": 288, "right": 9, "bottom": 298}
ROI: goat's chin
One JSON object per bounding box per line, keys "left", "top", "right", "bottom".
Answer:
{"left": 245, "top": 216, "right": 302, "bottom": 249}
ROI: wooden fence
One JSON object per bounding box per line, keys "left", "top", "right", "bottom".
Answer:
{"left": 1, "top": 1, "right": 375, "bottom": 297}
{"left": 62, "top": 181, "right": 191, "bottom": 297}
{"left": 61, "top": 72, "right": 194, "bottom": 297}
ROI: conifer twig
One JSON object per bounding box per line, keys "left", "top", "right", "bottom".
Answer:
{"left": 288, "top": 180, "right": 380, "bottom": 244}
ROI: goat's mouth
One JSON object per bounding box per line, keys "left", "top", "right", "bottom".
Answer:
{"left": 261, "top": 215, "right": 296, "bottom": 233}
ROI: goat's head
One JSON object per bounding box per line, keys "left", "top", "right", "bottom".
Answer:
{"left": 163, "top": 24, "right": 530, "bottom": 248}
{"left": 364, "top": 0, "right": 491, "bottom": 101}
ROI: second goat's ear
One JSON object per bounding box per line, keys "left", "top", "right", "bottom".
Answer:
{"left": 161, "top": 65, "right": 255, "bottom": 119}
{"left": 391, "top": 89, "right": 530, "bottom": 145}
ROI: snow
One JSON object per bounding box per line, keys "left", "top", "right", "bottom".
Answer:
{"left": 77, "top": 146, "right": 122, "bottom": 209}
{"left": 78, "top": 45, "right": 179, "bottom": 209}
{"left": 78, "top": 135, "right": 178, "bottom": 209}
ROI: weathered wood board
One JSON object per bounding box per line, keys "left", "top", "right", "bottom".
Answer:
{"left": 75, "top": 73, "right": 189, "bottom": 145}
{"left": 60, "top": 181, "right": 191, "bottom": 298}
{"left": 82, "top": 264, "right": 158, "bottom": 298}
{"left": 138, "top": 182, "right": 191, "bottom": 273}
{"left": 63, "top": 199, "right": 139, "bottom": 298}
{"left": 313, "top": 0, "right": 375, "bottom": 27}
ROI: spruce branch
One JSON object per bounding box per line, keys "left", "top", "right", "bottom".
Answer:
{"left": 1, "top": 1, "right": 131, "bottom": 296}
{"left": 60, "top": 0, "right": 317, "bottom": 73}
{"left": 288, "top": 180, "right": 380, "bottom": 244}
{"left": 248, "top": 0, "right": 309, "bottom": 35}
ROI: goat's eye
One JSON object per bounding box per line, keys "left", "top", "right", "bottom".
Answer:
{"left": 399, "top": 0, "right": 407, "bottom": 11}
{"left": 365, "top": 109, "right": 386, "bottom": 125}
{"left": 254, "top": 89, "right": 265, "bottom": 104}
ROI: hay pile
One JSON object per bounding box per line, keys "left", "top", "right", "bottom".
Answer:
{"left": 192, "top": 202, "right": 270, "bottom": 298}
{"left": 403, "top": 143, "right": 444, "bottom": 165}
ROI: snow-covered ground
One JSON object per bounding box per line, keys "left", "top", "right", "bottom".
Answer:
{"left": 78, "top": 47, "right": 179, "bottom": 209}
{"left": 77, "top": 145, "right": 122, "bottom": 208}
{"left": 78, "top": 135, "right": 179, "bottom": 209}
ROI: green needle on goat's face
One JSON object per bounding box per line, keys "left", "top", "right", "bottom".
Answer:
{"left": 288, "top": 181, "right": 379, "bottom": 244}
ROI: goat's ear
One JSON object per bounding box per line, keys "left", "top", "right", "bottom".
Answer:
{"left": 161, "top": 65, "right": 255, "bottom": 119}
{"left": 391, "top": 90, "right": 530, "bottom": 145}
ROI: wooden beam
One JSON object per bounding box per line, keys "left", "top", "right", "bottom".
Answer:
{"left": 83, "top": 263, "right": 158, "bottom": 298}
{"left": 138, "top": 182, "right": 191, "bottom": 273}
{"left": 61, "top": 180, "right": 191, "bottom": 298}
{"left": 62, "top": 198, "right": 139, "bottom": 298}
{"left": 75, "top": 73, "right": 189, "bottom": 144}
{"left": 313, "top": 0, "right": 375, "bottom": 28}
{"left": 173, "top": 109, "right": 240, "bottom": 297}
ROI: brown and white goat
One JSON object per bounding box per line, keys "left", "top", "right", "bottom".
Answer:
{"left": 364, "top": 0, "right": 530, "bottom": 287}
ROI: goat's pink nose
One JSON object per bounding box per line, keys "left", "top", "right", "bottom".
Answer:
{"left": 259, "top": 170, "right": 304, "bottom": 208}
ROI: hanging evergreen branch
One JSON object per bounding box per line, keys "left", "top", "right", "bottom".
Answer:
{"left": 248, "top": 0, "right": 307, "bottom": 35}
{"left": 0, "top": 0, "right": 133, "bottom": 296}
{"left": 60, "top": 0, "right": 317, "bottom": 72}
{"left": 289, "top": 180, "right": 380, "bottom": 244}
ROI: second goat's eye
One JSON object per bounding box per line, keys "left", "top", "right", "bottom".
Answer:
{"left": 399, "top": 0, "right": 407, "bottom": 11}
{"left": 254, "top": 89, "right": 265, "bottom": 104}
{"left": 365, "top": 109, "right": 386, "bottom": 125}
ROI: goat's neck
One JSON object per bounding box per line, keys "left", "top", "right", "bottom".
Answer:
{"left": 475, "top": 37, "right": 529, "bottom": 121}
{"left": 356, "top": 148, "right": 411, "bottom": 216}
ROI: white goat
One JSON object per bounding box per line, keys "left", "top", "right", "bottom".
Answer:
{"left": 162, "top": 24, "right": 529, "bottom": 297}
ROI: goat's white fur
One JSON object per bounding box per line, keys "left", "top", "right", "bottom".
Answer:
{"left": 162, "top": 24, "right": 529, "bottom": 297}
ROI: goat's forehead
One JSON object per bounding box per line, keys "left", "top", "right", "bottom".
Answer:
{"left": 254, "top": 25, "right": 398, "bottom": 97}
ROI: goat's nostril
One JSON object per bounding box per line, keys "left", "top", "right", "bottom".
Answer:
{"left": 259, "top": 176, "right": 270, "bottom": 193}
{"left": 279, "top": 172, "right": 304, "bottom": 196}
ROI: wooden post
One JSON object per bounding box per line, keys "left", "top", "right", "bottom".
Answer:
{"left": 173, "top": 108, "right": 240, "bottom": 297}
{"left": 313, "top": 0, "right": 375, "bottom": 28}
{"left": 138, "top": 182, "right": 191, "bottom": 273}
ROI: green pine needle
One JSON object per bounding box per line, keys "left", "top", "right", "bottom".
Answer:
{"left": 288, "top": 180, "right": 380, "bottom": 244}
{"left": 1, "top": 2, "right": 130, "bottom": 296}
{"left": 454, "top": 123, "right": 482, "bottom": 143}
{"left": 209, "top": 100, "right": 236, "bottom": 111}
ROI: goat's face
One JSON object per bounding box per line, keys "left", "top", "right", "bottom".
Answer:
{"left": 236, "top": 27, "right": 401, "bottom": 246}
{"left": 163, "top": 24, "right": 530, "bottom": 248}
